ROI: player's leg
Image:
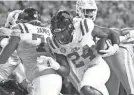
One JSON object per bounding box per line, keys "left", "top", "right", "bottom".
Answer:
{"left": 118, "top": 83, "right": 127, "bottom": 95}
{"left": 104, "top": 46, "right": 134, "bottom": 95}
{"left": 67, "top": 61, "right": 80, "bottom": 93}
{"left": 80, "top": 56, "right": 110, "bottom": 95}
{"left": 31, "top": 74, "right": 62, "bottom": 95}
{"left": 13, "top": 63, "right": 26, "bottom": 83}
{"left": 106, "top": 68, "right": 120, "bottom": 95}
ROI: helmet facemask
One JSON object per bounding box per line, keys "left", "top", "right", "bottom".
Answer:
{"left": 76, "top": 0, "right": 98, "bottom": 21}
{"left": 51, "top": 10, "right": 74, "bottom": 44}
{"left": 83, "top": 9, "right": 97, "bottom": 20}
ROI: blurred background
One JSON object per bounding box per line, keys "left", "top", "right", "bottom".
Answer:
{"left": 0, "top": 1, "right": 133, "bottom": 94}
{"left": 0, "top": 1, "right": 134, "bottom": 28}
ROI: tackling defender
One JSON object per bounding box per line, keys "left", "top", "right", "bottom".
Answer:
{"left": 0, "top": 7, "right": 69, "bottom": 95}
{"left": 105, "top": 27, "right": 134, "bottom": 95}
{"left": 0, "top": 10, "right": 26, "bottom": 84}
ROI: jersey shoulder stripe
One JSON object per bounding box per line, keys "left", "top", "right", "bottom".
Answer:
{"left": 84, "top": 19, "right": 89, "bottom": 33}
{"left": 11, "top": 23, "right": 28, "bottom": 36}
{"left": 52, "top": 37, "right": 60, "bottom": 48}
{"left": 80, "top": 19, "right": 91, "bottom": 36}
{"left": 22, "top": 23, "right": 29, "bottom": 33}
{"left": 18, "top": 23, "right": 30, "bottom": 33}
{"left": 47, "top": 37, "right": 56, "bottom": 49}
{"left": 80, "top": 20, "right": 85, "bottom": 36}
{"left": 18, "top": 23, "right": 24, "bottom": 33}
{"left": 47, "top": 37, "right": 60, "bottom": 50}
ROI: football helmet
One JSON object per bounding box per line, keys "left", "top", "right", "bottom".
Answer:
{"left": 18, "top": 7, "right": 41, "bottom": 23}
{"left": 76, "top": 0, "right": 98, "bottom": 21}
{"left": 5, "top": 10, "right": 22, "bottom": 28}
{"left": 51, "top": 10, "right": 74, "bottom": 44}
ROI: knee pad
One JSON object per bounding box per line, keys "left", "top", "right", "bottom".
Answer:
{"left": 80, "top": 85, "right": 103, "bottom": 95}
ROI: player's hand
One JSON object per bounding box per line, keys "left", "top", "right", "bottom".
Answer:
{"left": 37, "top": 56, "right": 60, "bottom": 70}
{"left": 48, "top": 57, "right": 60, "bottom": 70}
{"left": 37, "top": 56, "right": 49, "bottom": 65}
{"left": 99, "top": 41, "right": 119, "bottom": 57}
{"left": 128, "top": 30, "right": 134, "bottom": 38}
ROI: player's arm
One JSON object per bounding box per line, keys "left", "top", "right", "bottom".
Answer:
{"left": 0, "top": 25, "right": 20, "bottom": 65}
{"left": 120, "top": 27, "right": 134, "bottom": 40}
{"left": 82, "top": 18, "right": 120, "bottom": 45}
{"left": 92, "top": 24, "right": 120, "bottom": 57}
{"left": 110, "top": 27, "right": 132, "bottom": 43}
{"left": 54, "top": 53, "right": 70, "bottom": 77}
{"left": 93, "top": 25, "right": 120, "bottom": 45}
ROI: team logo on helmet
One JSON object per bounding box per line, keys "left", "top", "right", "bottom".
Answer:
{"left": 60, "top": 47, "right": 66, "bottom": 53}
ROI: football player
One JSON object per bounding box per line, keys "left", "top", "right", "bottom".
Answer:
{"left": 108, "top": 27, "right": 134, "bottom": 95}
{"left": 76, "top": 0, "right": 134, "bottom": 95}
{"left": 0, "top": 7, "right": 68, "bottom": 95}
{"left": 0, "top": 10, "right": 29, "bottom": 95}
{"left": 0, "top": 10, "right": 27, "bottom": 84}
{"left": 73, "top": 0, "right": 120, "bottom": 95}
{"left": 47, "top": 10, "right": 120, "bottom": 95}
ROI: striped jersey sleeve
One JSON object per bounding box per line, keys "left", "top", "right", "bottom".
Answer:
{"left": 46, "top": 37, "right": 60, "bottom": 50}
{"left": 11, "top": 23, "right": 29, "bottom": 37}
{"left": 79, "top": 18, "right": 94, "bottom": 36}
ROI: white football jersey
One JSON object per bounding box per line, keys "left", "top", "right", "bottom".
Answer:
{"left": 11, "top": 22, "right": 52, "bottom": 82}
{"left": 48, "top": 18, "right": 96, "bottom": 67}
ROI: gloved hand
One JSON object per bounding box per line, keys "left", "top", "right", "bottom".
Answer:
{"left": 37, "top": 56, "right": 60, "bottom": 70}
{"left": 129, "top": 30, "right": 134, "bottom": 38}
{"left": 99, "top": 41, "right": 119, "bottom": 57}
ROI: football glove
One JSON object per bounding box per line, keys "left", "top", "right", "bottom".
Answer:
{"left": 37, "top": 56, "right": 60, "bottom": 70}
{"left": 99, "top": 41, "right": 119, "bottom": 57}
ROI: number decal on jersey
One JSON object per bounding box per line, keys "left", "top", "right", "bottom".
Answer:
{"left": 37, "top": 27, "right": 50, "bottom": 36}
{"left": 67, "top": 45, "right": 98, "bottom": 68}
{"left": 32, "top": 33, "right": 45, "bottom": 42}
{"left": 32, "top": 33, "right": 46, "bottom": 52}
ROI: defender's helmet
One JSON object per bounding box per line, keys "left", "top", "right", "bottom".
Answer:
{"left": 51, "top": 10, "right": 74, "bottom": 44}
{"left": 76, "top": 0, "right": 98, "bottom": 21}
{"left": 18, "top": 7, "right": 41, "bottom": 22}
{"left": 5, "top": 10, "right": 22, "bottom": 28}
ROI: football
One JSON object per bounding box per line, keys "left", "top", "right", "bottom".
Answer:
{"left": 96, "top": 38, "right": 109, "bottom": 54}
